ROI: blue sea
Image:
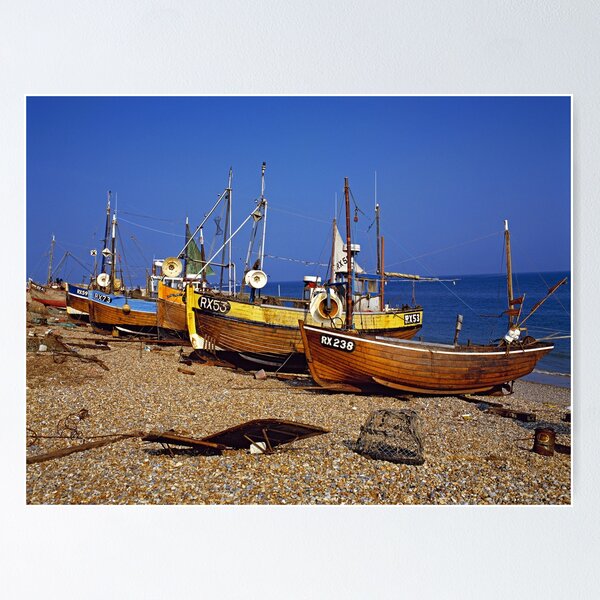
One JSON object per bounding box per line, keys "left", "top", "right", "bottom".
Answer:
{"left": 261, "top": 271, "right": 571, "bottom": 388}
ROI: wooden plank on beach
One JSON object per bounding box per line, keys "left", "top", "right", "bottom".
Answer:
{"left": 62, "top": 341, "right": 112, "bottom": 351}
{"left": 27, "top": 433, "right": 140, "bottom": 464}
{"left": 142, "top": 430, "right": 225, "bottom": 455}
{"left": 485, "top": 407, "right": 537, "bottom": 422}
{"left": 177, "top": 367, "right": 195, "bottom": 375}
{"left": 458, "top": 395, "right": 504, "bottom": 408}
{"left": 52, "top": 351, "right": 110, "bottom": 371}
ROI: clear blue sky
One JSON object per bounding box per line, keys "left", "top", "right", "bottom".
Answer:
{"left": 26, "top": 96, "right": 571, "bottom": 286}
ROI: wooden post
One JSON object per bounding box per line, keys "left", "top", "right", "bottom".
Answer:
{"left": 27, "top": 434, "right": 139, "bottom": 464}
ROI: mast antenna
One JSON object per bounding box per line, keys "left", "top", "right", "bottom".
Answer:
{"left": 374, "top": 171, "right": 377, "bottom": 207}
{"left": 47, "top": 234, "right": 56, "bottom": 284}
{"left": 258, "top": 162, "right": 267, "bottom": 271}
{"left": 504, "top": 219, "right": 515, "bottom": 328}
{"left": 101, "top": 190, "right": 111, "bottom": 274}
{"left": 228, "top": 167, "right": 234, "bottom": 294}
{"left": 344, "top": 177, "right": 353, "bottom": 329}
{"left": 110, "top": 209, "right": 117, "bottom": 293}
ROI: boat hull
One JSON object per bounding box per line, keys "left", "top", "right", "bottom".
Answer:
{"left": 156, "top": 298, "right": 189, "bottom": 341}
{"left": 186, "top": 288, "right": 423, "bottom": 366}
{"left": 66, "top": 283, "right": 90, "bottom": 321}
{"left": 88, "top": 291, "right": 157, "bottom": 336}
{"left": 29, "top": 280, "right": 66, "bottom": 308}
{"left": 156, "top": 283, "right": 189, "bottom": 342}
{"left": 299, "top": 322, "right": 554, "bottom": 394}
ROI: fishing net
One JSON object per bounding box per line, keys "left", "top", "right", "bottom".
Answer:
{"left": 352, "top": 409, "right": 424, "bottom": 465}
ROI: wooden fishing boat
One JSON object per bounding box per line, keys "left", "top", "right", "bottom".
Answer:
{"left": 154, "top": 179, "right": 229, "bottom": 342}
{"left": 298, "top": 321, "right": 555, "bottom": 394}
{"left": 186, "top": 288, "right": 422, "bottom": 366}
{"left": 156, "top": 280, "right": 187, "bottom": 341}
{"left": 66, "top": 191, "right": 116, "bottom": 321}
{"left": 28, "top": 279, "right": 67, "bottom": 308}
{"left": 28, "top": 235, "right": 67, "bottom": 308}
{"left": 66, "top": 283, "right": 90, "bottom": 321}
{"left": 186, "top": 171, "right": 423, "bottom": 367}
{"left": 81, "top": 201, "right": 158, "bottom": 336}
{"left": 299, "top": 209, "right": 567, "bottom": 394}
{"left": 87, "top": 291, "right": 157, "bottom": 335}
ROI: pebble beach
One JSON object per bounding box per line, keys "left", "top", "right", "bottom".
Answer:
{"left": 25, "top": 310, "right": 572, "bottom": 506}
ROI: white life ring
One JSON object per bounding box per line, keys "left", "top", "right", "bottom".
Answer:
{"left": 309, "top": 288, "right": 343, "bottom": 324}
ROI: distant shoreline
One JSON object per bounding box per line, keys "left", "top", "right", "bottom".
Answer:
{"left": 523, "top": 371, "right": 571, "bottom": 389}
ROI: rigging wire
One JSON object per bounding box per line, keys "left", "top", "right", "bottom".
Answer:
{"left": 348, "top": 187, "right": 367, "bottom": 218}
{"left": 526, "top": 324, "right": 571, "bottom": 335}
{"left": 30, "top": 253, "right": 47, "bottom": 281}
{"left": 118, "top": 216, "right": 184, "bottom": 238}
{"left": 268, "top": 204, "right": 331, "bottom": 225}
{"left": 53, "top": 241, "right": 94, "bottom": 272}
{"left": 65, "top": 252, "right": 94, "bottom": 278}
{"left": 384, "top": 230, "right": 503, "bottom": 319}
{"left": 129, "top": 234, "right": 151, "bottom": 271}
{"left": 264, "top": 254, "right": 328, "bottom": 267}
{"left": 115, "top": 223, "right": 136, "bottom": 289}
{"left": 384, "top": 230, "right": 502, "bottom": 269}
{"left": 207, "top": 201, "right": 228, "bottom": 267}
{"left": 55, "top": 239, "right": 101, "bottom": 252}
{"left": 119, "top": 209, "right": 178, "bottom": 224}
{"left": 538, "top": 272, "right": 570, "bottom": 316}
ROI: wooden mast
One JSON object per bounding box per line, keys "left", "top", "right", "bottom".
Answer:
{"left": 380, "top": 235, "right": 385, "bottom": 308}
{"left": 344, "top": 177, "right": 353, "bottom": 329}
{"left": 329, "top": 192, "right": 338, "bottom": 282}
{"left": 375, "top": 201, "right": 385, "bottom": 306}
{"left": 100, "top": 191, "right": 111, "bottom": 275}
{"left": 242, "top": 163, "right": 267, "bottom": 295}
{"left": 219, "top": 209, "right": 227, "bottom": 291}
{"left": 47, "top": 234, "right": 55, "bottom": 284}
{"left": 219, "top": 169, "right": 233, "bottom": 291}
{"left": 109, "top": 210, "right": 117, "bottom": 294}
{"left": 259, "top": 161, "right": 267, "bottom": 270}
{"left": 504, "top": 219, "right": 514, "bottom": 327}
{"left": 199, "top": 226, "right": 208, "bottom": 286}
{"left": 227, "top": 167, "right": 233, "bottom": 294}
{"left": 182, "top": 216, "right": 188, "bottom": 277}
{"left": 375, "top": 202, "right": 381, "bottom": 277}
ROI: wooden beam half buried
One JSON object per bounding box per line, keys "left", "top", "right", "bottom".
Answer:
{"left": 142, "top": 430, "right": 226, "bottom": 455}
{"left": 27, "top": 433, "right": 140, "bottom": 464}
{"left": 198, "top": 418, "right": 329, "bottom": 449}
{"left": 485, "top": 407, "right": 537, "bottom": 422}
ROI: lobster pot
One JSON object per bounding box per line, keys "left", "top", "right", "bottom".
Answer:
{"left": 353, "top": 409, "right": 424, "bottom": 465}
